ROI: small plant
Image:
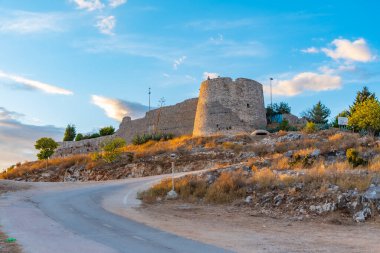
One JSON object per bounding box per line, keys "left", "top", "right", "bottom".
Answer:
{"left": 100, "top": 138, "right": 126, "bottom": 163}
{"left": 303, "top": 122, "right": 317, "bottom": 133}
{"left": 346, "top": 148, "right": 366, "bottom": 167}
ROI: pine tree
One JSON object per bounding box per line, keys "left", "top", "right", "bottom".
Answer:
{"left": 350, "top": 86, "right": 376, "bottom": 114}
{"left": 63, "top": 124, "right": 76, "bottom": 141}
{"left": 302, "top": 101, "right": 331, "bottom": 124}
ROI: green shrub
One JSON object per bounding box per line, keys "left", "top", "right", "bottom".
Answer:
{"left": 132, "top": 133, "right": 174, "bottom": 145}
{"left": 75, "top": 133, "right": 84, "bottom": 141}
{"left": 346, "top": 148, "right": 366, "bottom": 167}
{"left": 99, "top": 126, "right": 115, "bottom": 136}
{"left": 303, "top": 122, "right": 317, "bottom": 133}
{"left": 100, "top": 138, "right": 126, "bottom": 163}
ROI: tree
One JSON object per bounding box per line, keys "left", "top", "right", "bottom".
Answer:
{"left": 266, "top": 102, "right": 291, "bottom": 123}
{"left": 302, "top": 101, "right": 331, "bottom": 124}
{"left": 35, "top": 138, "right": 58, "bottom": 168}
{"left": 349, "top": 98, "right": 380, "bottom": 137}
{"left": 350, "top": 86, "right": 376, "bottom": 115}
{"left": 75, "top": 133, "right": 84, "bottom": 141}
{"left": 99, "top": 126, "right": 115, "bottom": 136}
{"left": 100, "top": 138, "right": 126, "bottom": 163}
{"left": 63, "top": 124, "right": 76, "bottom": 141}
{"left": 274, "top": 102, "right": 291, "bottom": 114}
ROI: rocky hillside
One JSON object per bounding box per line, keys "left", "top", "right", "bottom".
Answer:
{"left": 2, "top": 130, "right": 380, "bottom": 223}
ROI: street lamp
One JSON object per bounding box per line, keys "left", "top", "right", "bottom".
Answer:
{"left": 166, "top": 153, "right": 178, "bottom": 199}
{"left": 270, "top": 77, "right": 273, "bottom": 108}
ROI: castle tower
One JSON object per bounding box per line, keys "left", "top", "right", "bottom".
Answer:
{"left": 193, "top": 77, "right": 266, "bottom": 136}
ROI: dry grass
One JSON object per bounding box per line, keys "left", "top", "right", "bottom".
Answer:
{"left": 205, "top": 170, "right": 247, "bottom": 203}
{"left": 1, "top": 155, "right": 91, "bottom": 179}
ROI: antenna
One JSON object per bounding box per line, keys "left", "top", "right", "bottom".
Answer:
{"left": 148, "top": 87, "right": 151, "bottom": 111}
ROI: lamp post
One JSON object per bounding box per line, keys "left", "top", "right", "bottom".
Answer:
{"left": 270, "top": 77, "right": 273, "bottom": 108}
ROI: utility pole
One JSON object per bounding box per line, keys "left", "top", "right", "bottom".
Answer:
{"left": 148, "top": 87, "right": 151, "bottom": 111}
{"left": 270, "top": 77, "right": 273, "bottom": 108}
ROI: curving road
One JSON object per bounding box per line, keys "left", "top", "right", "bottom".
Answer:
{"left": 0, "top": 176, "right": 231, "bottom": 253}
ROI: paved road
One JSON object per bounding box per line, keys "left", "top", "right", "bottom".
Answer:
{"left": 0, "top": 177, "right": 231, "bottom": 253}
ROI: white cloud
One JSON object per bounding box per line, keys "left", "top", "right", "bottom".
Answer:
{"left": 91, "top": 95, "right": 149, "bottom": 121}
{"left": 0, "top": 107, "right": 63, "bottom": 171}
{"left": 71, "top": 0, "right": 104, "bottom": 11}
{"left": 301, "top": 47, "right": 319, "bottom": 54}
{"left": 173, "top": 56, "right": 187, "bottom": 70}
{"left": 203, "top": 72, "right": 219, "bottom": 80}
{"left": 322, "top": 38, "right": 375, "bottom": 62}
{"left": 0, "top": 11, "right": 64, "bottom": 34}
{"left": 267, "top": 72, "right": 342, "bottom": 96}
{"left": 95, "top": 16, "right": 116, "bottom": 35}
{"left": 0, "top": 70, "right": 73, "bottom": 95}
{"left": 109, "top": 0, "right": 127, "bottom": 8}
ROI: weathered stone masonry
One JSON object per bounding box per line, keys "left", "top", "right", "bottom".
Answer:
{"left": 54, "top": 77, "right": 267, "bottom": 157}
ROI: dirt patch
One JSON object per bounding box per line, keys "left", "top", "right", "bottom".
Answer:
{"left": 127, "top": 201, "right": 380, "bottom": 253}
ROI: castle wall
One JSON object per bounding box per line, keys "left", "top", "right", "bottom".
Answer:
{"left": 115, "top": 98, "right": 198, "bottom": 142}
{"left": 54, "top": 77, "right": 267, "bottom": 157}
{"left": 193, "top": 78, "right": 266, "bottom": 136}
{"left": 54, "top": 98, "right": 198, "bottom": 157}
{"left": 53, "top": 135, "right": 114, "bottom": 157}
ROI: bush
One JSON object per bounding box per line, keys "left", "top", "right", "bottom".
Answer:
{"left": 100, "top": 138, "right": 126, "bottom": 163}
{"left": 303, "top": 122, "right": 317, "bottom": 133}
{"left": 346, "top": 148, "right": 366, "bottom": 167}
{"left": 132, "top": 133, "right": 174, "bottom": 145}
{"left": 99, "top": 126, "right": 115, "bottom": 136}
{"left": 75, "top": 133, "right": 84, "bottom": 141}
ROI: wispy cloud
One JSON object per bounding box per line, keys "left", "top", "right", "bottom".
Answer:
{"left": 71, "top": 0, "right": 104, "bottom": 11}
{"left": 0, "top": 70, "right": 73, "bottom": 95}
{"left": 173, "top": 56, "right": 186, "bottom": 70}
{"left": 109, "top": 0, "right": 127, "bottom": 8}
{"left": 91, "top": 95, "right": 149, "bottom": 121}
{"left": 266, "top": 72, "right": 342, "bottom": 96}
{"left": 95, "top": 15, "right": 116, "bottom": 35}
{"left": 203, "top": 72, "right": 219, "bottom": 80}
{"left": 0, "top": 10, "right": 65, "bottom": 34}
{"left": 0, "top": 107, "right": 63, "bottom": 171}
{"left": 186, "top": 19, "right": 254, "bottom": 31}
{"left": 301, "top": 47, "right": 319, "bottom": 54}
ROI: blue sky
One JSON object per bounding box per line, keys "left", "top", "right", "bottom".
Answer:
{"left": 0, "top": 0, "right": 379, "bottom": 169}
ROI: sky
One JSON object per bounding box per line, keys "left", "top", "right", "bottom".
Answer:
{"left": 0, "top": 0, "right": 379, "bottom": 170}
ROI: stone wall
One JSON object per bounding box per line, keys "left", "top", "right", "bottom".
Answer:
{"left": 193, "top": 78, "right": 266, "bottom": 136}
{"left": 115, "top": 98, "right": 198, "bottom": 142}
{"left": 54, "top": 98, "right": 198, "bottom": 156}
{"left": 53, "top": 135, "right": 114, "bottom": 157}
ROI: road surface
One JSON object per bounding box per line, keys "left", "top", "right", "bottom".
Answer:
{"left": 0, "top": 176, "right": 231, "bottom": 253}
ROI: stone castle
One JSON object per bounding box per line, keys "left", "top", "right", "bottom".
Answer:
{"left": 54, "top": 77, "right": 266, "bottom": 157}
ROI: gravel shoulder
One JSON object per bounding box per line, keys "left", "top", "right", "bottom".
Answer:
{"left": 118, "top": 201, "right": 380, "bottom": 253}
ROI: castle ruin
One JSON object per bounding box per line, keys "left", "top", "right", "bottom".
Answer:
{"left": 54, "top": 77, "right": 267, "bottom": 157}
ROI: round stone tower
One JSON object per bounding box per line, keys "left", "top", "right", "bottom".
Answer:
{"left": 193, "top": 77, "right": 266, "bottom": 136}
